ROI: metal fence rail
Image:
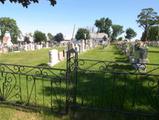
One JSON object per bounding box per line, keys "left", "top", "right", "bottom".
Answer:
{"left": 0, "top": 49, "right": 159, "bottom": 119}
{"left": 71, "top": 58, "right": 159, "bottom": 119}
{"left": 0, "top": 63, "right": 67, "bottom": 113}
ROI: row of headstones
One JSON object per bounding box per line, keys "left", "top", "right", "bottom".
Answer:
{"left": 67, "top": 39, "right": 97, "bottom": 53}
{"left": 48, "top": 39, "right": 103, "bottom": 66}
{"left": 146, "top": 41, "right": 159, "bottom": 47}
{"left": 0, "top": 42, "right": 52, "bottom": 53}
{"left": 21, "top": 42, "right": 51, "bottom": 51}
{"left": 117, "top": 41, "right": 149, "bottom": 64}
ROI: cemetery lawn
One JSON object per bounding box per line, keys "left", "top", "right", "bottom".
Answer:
{"left": 0, "top": 45, "right": 126, "bottom": 120}
{"left": 0, "top": 106, "right": 69, "bottom": 120}
{"left": 0, "top": 46, "right": 65, "bottom": 66}
{"left": 148, "top": 46, "right": 159, "bottom": 63}
{"left": 0, "top": 45, "right": 159, "bottom": 66}
{"left": 0, "top": 45, "right": 159, "bottom": 120}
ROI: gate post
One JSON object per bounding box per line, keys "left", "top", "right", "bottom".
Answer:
{"left": 66, "top": 48, "right": 78, "bottom": 113}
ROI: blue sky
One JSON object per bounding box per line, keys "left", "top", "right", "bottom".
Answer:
{"left": 0, "top": 0, "right": 159, "bottom": 39}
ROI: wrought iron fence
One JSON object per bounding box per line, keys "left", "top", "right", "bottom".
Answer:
{"left": 71, "top": 58, "right": 159, "bottom": 119}
{"left": 0, "top": 49, "right": 159, "bottom": 120}
{"left": 0, "top": 63, "right": 67, "bottom": 113}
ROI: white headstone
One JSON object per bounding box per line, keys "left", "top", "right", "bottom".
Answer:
{"left": 46, "top": 42, "right": 49, "bottom": 48}
{"left": 3, "top": 31, "right": 13, "bottom": 47}
{"left": 81, "top": 39, "right": 85, "bottom": 52}
{"left": 89, "top": 39, "right": 93, "bottom": 49}
{"left": 48, "top": 49, "right": 59, "bottom": 66}
{"left": 24, "top": 44, "right": 28, "bottom": 51}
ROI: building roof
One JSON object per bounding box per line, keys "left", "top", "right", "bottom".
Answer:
{"left": 90, "top": 32, "right": 108, "bottom": 39}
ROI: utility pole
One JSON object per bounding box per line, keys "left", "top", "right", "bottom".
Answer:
{"left": 71, "top": 24, "right": 76, "bottom": 41}
{"left": 0, "top": 28, "right": 1, "bottom": 44}
{"left": 158, "top": 25, "right": 159, "bottom": 40}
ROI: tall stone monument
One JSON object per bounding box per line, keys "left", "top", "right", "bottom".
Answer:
{"left": 3, "top": 31, "right": 13, "bottom": 47}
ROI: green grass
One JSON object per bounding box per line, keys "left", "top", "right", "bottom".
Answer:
{"left": 148, "top": 46, "right": 159, "bottom": 64}
{"left": 0, "top": 48, "right": 50, "bottom": 65}
{"left": 0, "top": 45, "right": 159, "bottom": 66}
{"left": 0, "top": 46, "right": 65, "bottom": 66}
{"left": 0, "top": 106, "right": 69, "bottom": 120}
{"left": 79, "top": 45, "right": 125, "bottom": 60}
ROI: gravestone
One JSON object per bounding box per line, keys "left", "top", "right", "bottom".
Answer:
{"left": 81, "top": 40, "right": 85, "bottom": 52}
{"left": 30, "top": 43, "right": 35, "bottom": 51}
{"left": 139, "top": 47, "right": 148, "bottom": 63}
{"left": 36, "top": 44, "right": 41, "bottom": 50}
{"left": 89, "top": 39, "right": 93, "bottom": 49}
{"left": 74, "top": 44, "right": 80, "bottom": 52}
{"left": 2, "top": 47, "right": 8, "bottom": 53}
{"left": 3, "top": 31, "right": 13, "bottom": 47}
{"left": 24, "top": 43, "right": 28, "bottom": 51}
{"left": 46, "top": 42, "right": 49, "bottom": 48}
{"left": 67, "top": 42, "right": 73, "bottom": 50}
{"left": 78, "top": 44, "right": 81, "bottom": 53}
{"left": 58, "top": 51, "right": 65, "bottom": 61}
{"left": 48, "top": 49, "right": 59, "bottom": 66}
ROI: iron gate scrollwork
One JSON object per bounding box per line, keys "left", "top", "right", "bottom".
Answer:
{"left": 0, "top": 63, "right": 67, "bottom": 113}
{"left": 66, "top": 48, "right": 78, "bottom": 112}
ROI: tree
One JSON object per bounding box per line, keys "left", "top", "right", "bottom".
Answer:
{"left": 118, "top": 37, "right": 123, "bottom": 41}
{"left": 47, "top": 33, "right": 54, "bottom": 41}
{"left": 155, "top": 16, "right": 159, "bottom": 40}
{"left": 54, "top": 33, "right": 64, "bottom": 42}
{"left": 111, "top": 24, "right": 124, "bottom": 40}
{"left": 33, "top": 30, "right": 47, "bottom": 43}
{"left": 0, "top": 17, "right": 21, "bottom": 44}
{"left": 24, "top": 36, "right": 30, "bottom": 44}
{"left": 95, "top": 17, "right": 112, "bottom": 37}
{"left": 75, "top": 28, "right": 90, "bottom": 40}
{"left": 148, "top": 26, "right": 159, "bottom": 41}
{"left": 125, "top": 28, "right": 137, "bottom": 40}
{"left": 0, "top": 0, "right": 56, "bottom": 7}
{"left": 137, "top": 8, "right": 158, "bottom": 41}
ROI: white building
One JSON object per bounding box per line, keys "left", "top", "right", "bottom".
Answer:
{"left": 90, "top": 32, "right": 108, "bottom": 40}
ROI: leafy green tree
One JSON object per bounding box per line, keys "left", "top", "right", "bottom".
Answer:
{"left": 0, "top": 17, "right": 21, "bottom": 44}
{"left": 33, "top": 30, "right": 47, "bottom": 43}
{"left": 24, "top": 36, "right": 30, "bottom": 44}
{"left": 137, "top": 8, "right": 158, "bottom": 41}
{"left": 54, "top": 33, "right": 64, "bottom": 42}
{"left": 47, "top": 33, "right": 54, "bottom": 41}
{"left": 75, "top": 28, "right": 90, "bottom": 40}
{"left": 111, "top": 24, "right": 124, "bottom": 40}
{"left": 148, "top": 26, "right": 159, "bottom": 41}
{"left": 0, "top": 0, "right": 56, "bottom": 7}
{"left": 125, "top": 28, "right": 137, "bottom": 40}
{"left": 118, "top": 37, "right": 123, "bottom": 41}
{"left": 95, "top": 17, "right": 112, "bottom": 37}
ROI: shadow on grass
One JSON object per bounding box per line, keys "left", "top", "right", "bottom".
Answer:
{"left": 41, "top": 67, "right": 159, "bottom": 119}
{"left": 114, "top": 56, "right": 128, "bottom": 63}
{"left": 148, "top": 50, "right": 159, "bottom": 54}
{"left": 37, "top": 63, "right": 51, "bottom": 67}
{"left": 73, "top": 71, "right": 159, "bottom": 120}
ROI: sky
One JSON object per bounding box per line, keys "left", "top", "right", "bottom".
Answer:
{"left": 0, "top": 0, "right": 159, "bottom": 39}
